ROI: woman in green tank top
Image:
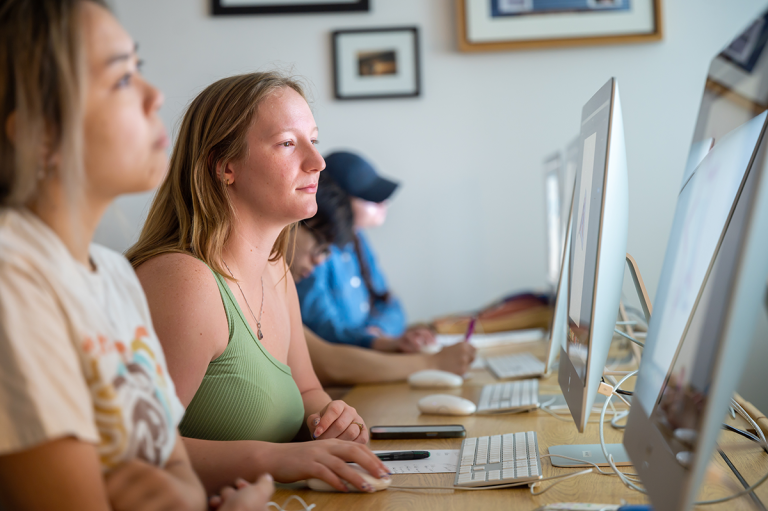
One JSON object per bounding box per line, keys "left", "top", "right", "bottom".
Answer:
{"left": 128, "top": 72, "right": 390, "bottom": 494}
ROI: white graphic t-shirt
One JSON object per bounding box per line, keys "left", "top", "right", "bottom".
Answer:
{"left": 0, "top": 209, "right": 184, "bottom": 471}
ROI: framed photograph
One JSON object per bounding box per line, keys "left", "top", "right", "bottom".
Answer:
{"left": 332, "top": 27, "right": 420, "bottom": 100}
{"left": 457, "top": 0, "right": 663, "bottom": 52}
{"left": 212, "top": 0, "right": 369, "bottom": 16}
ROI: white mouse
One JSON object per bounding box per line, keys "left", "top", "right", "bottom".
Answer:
{"left": 408, "top": 369, "right": 463, "bottom": 389}
{"left": 418, "top": 394, "right": 477, "bottom": 416}
{"left": 307, "top": 465, "right": 391, "bottom": 493}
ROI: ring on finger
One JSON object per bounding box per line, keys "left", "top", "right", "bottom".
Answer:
{"left": 352, "top": 421, "right": 365, "bottom": 434}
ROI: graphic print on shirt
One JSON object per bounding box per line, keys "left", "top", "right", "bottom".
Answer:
{"left": 82, "top": 326, "right": 176, "bottom": 470}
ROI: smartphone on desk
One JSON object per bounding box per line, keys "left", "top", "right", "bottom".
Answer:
{"left": 370, "top": 425, "right": 466, "bottom": 440}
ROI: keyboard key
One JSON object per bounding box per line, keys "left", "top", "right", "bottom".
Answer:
{"left": 455, "top": 431, "right": 542, "bottom": 487}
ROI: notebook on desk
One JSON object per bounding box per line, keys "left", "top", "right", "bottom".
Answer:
{"left": 434, "top": 328, "right": 546, "bottom": 349}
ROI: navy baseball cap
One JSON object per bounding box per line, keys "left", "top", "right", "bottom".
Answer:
{"left": 323, "top": 151, "right": 399, "bottom": 203}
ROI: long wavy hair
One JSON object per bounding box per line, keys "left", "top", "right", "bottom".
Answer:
{"left": 126, "top": 72, "right": 307, "bottom": 277}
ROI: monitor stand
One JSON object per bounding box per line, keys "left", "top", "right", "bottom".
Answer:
{"left": 549, "top": 253, "right": 652, "bottom": 468}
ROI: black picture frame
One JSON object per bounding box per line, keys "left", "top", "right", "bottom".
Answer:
{"left": 332, "top": 27, "right": 421, "bottom": 100}
{"left": 212, "top": 0, "right": 369, "bottom": 16}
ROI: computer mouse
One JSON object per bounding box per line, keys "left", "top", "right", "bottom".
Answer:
{"left": 408, "top": 369, "right": 463, "bottom": 389}
{"left": 418, "top": 394, "right": 477, "bottom": 416}
{"left": 306, "top": 465, "right": 391, "bottom": 493}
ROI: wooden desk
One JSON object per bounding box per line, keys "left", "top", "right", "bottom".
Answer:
{"left": 273, "top": 342, "right": 768, "bottom": 510}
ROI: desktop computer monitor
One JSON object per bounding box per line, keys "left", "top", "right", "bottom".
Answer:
{"left": 545, "top": 183, "right": 575, "bottom": 374}
{"left": 624, "top": 12, "right": 768, "bottom": 509}
{"left": 623, "top": 116, "right": 768, "bottom": 511}
{"left": 544, "top": 152, "right": 564, "bottom": 290}
{"left": 558, "top": 77, "right": 629, "bottom": 433}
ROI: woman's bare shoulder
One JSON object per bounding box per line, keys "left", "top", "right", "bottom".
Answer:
{"left": 135, "top": 253, "right": 226, "bottom": 334}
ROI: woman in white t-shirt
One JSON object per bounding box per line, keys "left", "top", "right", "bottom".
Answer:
{"left": 0, "top": 1, "right": 272, "bottom": 509}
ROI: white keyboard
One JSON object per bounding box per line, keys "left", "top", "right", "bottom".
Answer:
{"left": 477, "top": 378, "right": 539, "bottom": 413}
{"left": 485, "top": 352, "right": 546, "bottom": 380}
{"left": 455, "top": 432, "right": 543, "bottom": 487}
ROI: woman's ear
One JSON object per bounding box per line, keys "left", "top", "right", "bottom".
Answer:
{"left": 216, "top": 160, "right": 235, "bottom": 186}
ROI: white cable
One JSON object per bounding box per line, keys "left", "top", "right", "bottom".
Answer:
{"left": 611, "top": 410, "right": 630, "bottom": 430}
{"left": 540, "top": 454, "right": 641, "bottom": 480}
{"left": 732, "top": 398, "right": 767, "bottom": 446}
{"left": 266, "top": 495, "right": 315, "bottom": 511}
{"left": 613, "top": 328, "right": 644, "bottom": 347}
{"left": 598, "top": 371, "right": 647, "bottom": 494}
{"left": 529, "top": 468, "right": 595, "bottom": 496}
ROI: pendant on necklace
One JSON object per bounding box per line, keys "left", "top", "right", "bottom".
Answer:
{"left": 257, "top": 327, "right": 264, "bottom": 340}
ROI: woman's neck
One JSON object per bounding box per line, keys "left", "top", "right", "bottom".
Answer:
{"left": 222, "top": 214, "right": 284, "bottom": 282}
{"left": 28, "top": 180, "right": 109, "bottom": 268}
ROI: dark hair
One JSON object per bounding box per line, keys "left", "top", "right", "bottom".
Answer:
{"left": 303, "top": 171, "right": 354, "bottom": 247}
{"left": 304, "top": 172, "right": 389, "bottom": 304}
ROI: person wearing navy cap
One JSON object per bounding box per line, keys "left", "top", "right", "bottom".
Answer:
{"left": 296, "top": 151, "right": 436, "bottom": 352}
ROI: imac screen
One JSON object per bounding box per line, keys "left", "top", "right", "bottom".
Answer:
{"left": 635, "top": 115, "right": 767, "bottom": 416}
{"left": 566, "top": 94, "right": 611, "bottom": 383}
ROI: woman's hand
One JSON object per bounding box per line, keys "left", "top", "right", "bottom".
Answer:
{"left": 209, "top": 474, "right": 274, "bottom": 511}
{"left": 106, "top": 459, "right": 206, "bottom": 511}
{"left": 261, "top": 440, "right": 390, "bottom": 493}
{"left": 307, "top": 400, "right": 368, "bottom": 443}
{"left": 396, "top": 327, "right": 437, "bottom": 353}
{"left": 432, "top": 342, "right": 476, "bottom": 375}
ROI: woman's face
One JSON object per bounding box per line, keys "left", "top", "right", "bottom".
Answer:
{"left": 290, "top": 226, "right": 330, "bottom": 282}
{"left": 80, "top": 2, "right": 168, "bottom": 201}
{"left": 351, "top": 197, "right": 388, "bottom": 229}
{"left": 226, "top": 87, "right": 325, "bottom": 228}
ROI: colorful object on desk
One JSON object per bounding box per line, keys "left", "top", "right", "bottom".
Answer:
{"left": 464, "top": 317, "right": 476, "bottom": 342}
{"left": 376, "top": 451, "right": 430, "bottom": 461}
{"left": 432, "top": 292, "right": 553, "bottom": 334}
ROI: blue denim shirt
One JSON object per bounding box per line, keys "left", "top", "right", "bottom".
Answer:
{"left": 296, "top": 232, "right": 406, "bottom": 348}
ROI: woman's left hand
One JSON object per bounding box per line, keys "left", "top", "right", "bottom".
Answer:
{"left": 307, "top": 401, "right": 368, "bottom": 444}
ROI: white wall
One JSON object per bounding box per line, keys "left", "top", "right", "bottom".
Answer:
{"left": 99, "top": 0, "right": 768, "bottom": 407}
{"left": 101, "top": 0, "right": 765, "bottom": 318}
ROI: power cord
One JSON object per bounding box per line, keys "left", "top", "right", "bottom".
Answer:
{"left": 266, "top": 495, "right": 315, "bottom": 511}
{"left": 597, "top": 374, "right": 768, "bottom": 505}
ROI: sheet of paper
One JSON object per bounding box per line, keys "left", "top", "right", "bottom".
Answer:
{"left": 373, "top": 450, "right": 459, "bottom": 474}
{"left": 435, "top": 328, "right": 546, "bottom": 349}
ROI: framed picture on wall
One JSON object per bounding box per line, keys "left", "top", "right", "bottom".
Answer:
{"left": 212, "top": 0, "right": 369, "bottom": 16}
{"left": 332, "top": 27, "right": 421, "bottom": 100}
{"left": 456, "top": 0, "right": 663, "bottom": 52}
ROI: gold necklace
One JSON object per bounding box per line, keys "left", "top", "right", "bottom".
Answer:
{"left": 222, "top": 260, "right": 265, "bottom": 341}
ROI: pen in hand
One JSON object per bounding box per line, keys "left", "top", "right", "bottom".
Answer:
{"left": 464, "top": 317, "right": 477, "bottom": 343}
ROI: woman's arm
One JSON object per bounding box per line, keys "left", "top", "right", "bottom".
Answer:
{"left": 0, "top": 435, "right": 207, "bottom": 511}
{"left": 105, "top": 433, "right": 206, "bottom": 510}
{"left": 182, "top": 436, "right": 389, "bottom": 496}
{"left": 139, "top": 255, "right": 388, "bottom": 493}
{"left": 135, "top": 253, "right": 229, "bottom": 406}
{"left": 281, "top": 264, "right": 369, "bottom": 443}
{"left": 305, "top": 327, "right": 476, "bottom": 385}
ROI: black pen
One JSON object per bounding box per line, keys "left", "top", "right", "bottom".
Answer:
{"left": 376, "top": 451, "right": 430, "bottom": 461}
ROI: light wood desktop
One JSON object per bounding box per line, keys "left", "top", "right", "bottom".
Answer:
{"left": 271, "top": 342, "right": 768, "bottom": 510}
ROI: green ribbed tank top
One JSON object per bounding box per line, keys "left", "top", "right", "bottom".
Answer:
{"left": 178, "top": 268, "right": 304, "bottom": 443}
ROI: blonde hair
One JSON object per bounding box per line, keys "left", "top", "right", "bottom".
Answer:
{"left": 127, "top": 72, "right": 307, "bottom": 276}
{"left": 0, "top": 0, "right": 105, "bottom": 207}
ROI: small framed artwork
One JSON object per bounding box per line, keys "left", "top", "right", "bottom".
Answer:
{"left": 332, "top": 27, "right": 420, "bottom": 100}
{"left": 457, "top": 0, "right": 663, "bottom": 52}
{"left": 212, "top": 0, "right": 369, "bottom": 16}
